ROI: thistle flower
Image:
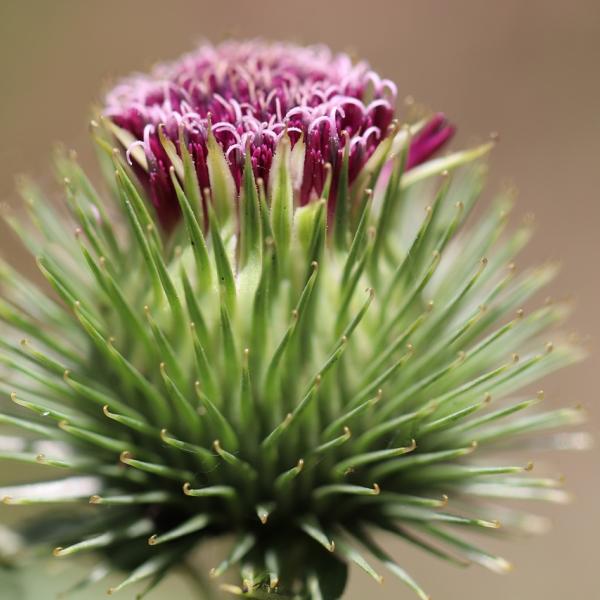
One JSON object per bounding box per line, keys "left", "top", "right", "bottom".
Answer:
{"left": 104, "top": 41, "right": 453, "bottom": 229}
{"left": 0, "top": 40, "right": 587, "bottom": 600}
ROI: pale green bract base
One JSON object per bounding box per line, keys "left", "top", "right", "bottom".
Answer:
{"left": 0, "top": 120, "right": 586, "bottom": 599}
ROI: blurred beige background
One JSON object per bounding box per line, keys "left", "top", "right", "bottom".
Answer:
{"left": 0, "top": 0, "right": 599, "bottom": 598}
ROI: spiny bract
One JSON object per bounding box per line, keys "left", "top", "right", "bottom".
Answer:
{"left": 0, "top": 40, "right": 587, "bottom": 600}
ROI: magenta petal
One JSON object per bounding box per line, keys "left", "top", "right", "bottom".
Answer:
{"left": 407, "top": 113, "right": 456, "bottom": 169}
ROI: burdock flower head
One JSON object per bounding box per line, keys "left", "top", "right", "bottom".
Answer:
{"left": 104, "top": 40, "right": 453, "bottom": 229}
{"left": 0, "top": 40, "right": 586, "bottom": 600}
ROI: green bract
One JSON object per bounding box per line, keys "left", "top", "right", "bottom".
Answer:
{"left": 0, "top": 117, "right": 586, "bottom": 599}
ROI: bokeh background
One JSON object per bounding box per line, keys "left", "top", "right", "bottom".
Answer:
{"left": 0, "top": 1, "right": 598, "bottom": 598}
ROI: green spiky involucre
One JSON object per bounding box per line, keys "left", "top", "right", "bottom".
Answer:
{"left": 0, "top": 42, "right": 587, "bottom": 600}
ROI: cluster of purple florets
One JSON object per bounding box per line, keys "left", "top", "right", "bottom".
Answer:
{"left": 105, "top": 41, "right": 453, "bottom": 228}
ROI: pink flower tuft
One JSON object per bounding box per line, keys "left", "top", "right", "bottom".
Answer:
{"left": 104, "top": 40, "right": 453, "bottom": 229}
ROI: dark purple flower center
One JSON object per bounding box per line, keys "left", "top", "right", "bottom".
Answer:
{"left": 104, "top": 41, "right": 453, "bottom": 229}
